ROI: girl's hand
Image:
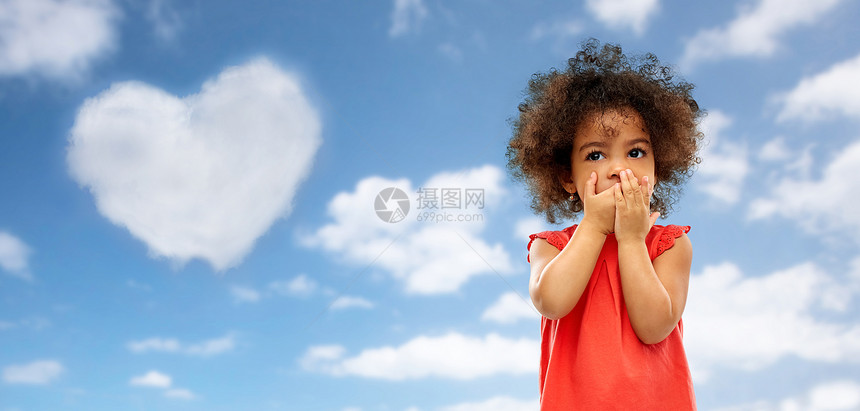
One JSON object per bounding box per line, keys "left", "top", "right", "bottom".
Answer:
{"left": 580, "top": 172, "right": 616, "bottom": 236}
{"left": 614, "top": 169, "right": 659, "bottom": 243}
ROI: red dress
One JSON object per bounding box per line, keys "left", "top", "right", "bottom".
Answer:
{"left": 527, "top": 224, "right": 696, "bottom": 410}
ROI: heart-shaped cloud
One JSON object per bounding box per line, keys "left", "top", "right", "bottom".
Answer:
{"left": 67, "top": 58, "right": 321, "bottom": 270}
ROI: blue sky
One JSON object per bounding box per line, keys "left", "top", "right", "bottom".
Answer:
{"left": 2, "top": 0, "right": 860, "bottom": 410}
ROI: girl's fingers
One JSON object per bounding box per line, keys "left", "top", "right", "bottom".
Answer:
{"left": 586, "top": 171, "right": 596, "bottom": 197}
{"left": 645, "top": 176, "right": 653, "bottom": 198}
{"left": 631, "top": 173, "right": 645, "bottom": 207}
{"left": 620, "top": 170, "right": 639, "bottom": 208}
{"left": 642, "top": 175, "right": 651, "bottom": 207}
{"left": 613, "top": 182, "right": 623, "bottom": 207}
{"left": 619, "top": 170, "right": 630, "bottom": 194}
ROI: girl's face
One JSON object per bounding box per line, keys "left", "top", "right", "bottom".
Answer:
{"left": 560, "top": 108, "right": 656, "bottom": 199}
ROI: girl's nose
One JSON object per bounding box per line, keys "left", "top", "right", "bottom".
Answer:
{"left": 608, "top": 161, "right": 628, "bottom": 180}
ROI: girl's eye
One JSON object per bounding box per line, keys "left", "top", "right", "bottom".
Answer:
{"left": 629, "top": 148, "right": 647, "bottom": 158}
{"left": 586, "top": 151, "right": 604, "bottom": 161}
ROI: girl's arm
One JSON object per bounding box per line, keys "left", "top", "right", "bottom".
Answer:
{"left": 529, "top": 172, "right": 615, "bottom": 320}
{"left": 614, "top": 169, "right": 692, "bottom": 344}
{"left": 617, "top": 234, "right": 692, "bottom": 344}
{"left": 529, "top": 221, "right": 607, "bottom": 320}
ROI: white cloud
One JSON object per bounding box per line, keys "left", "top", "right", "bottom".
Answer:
{"left": 300, "top": 344, "right": 345, "bottom": 367}
{"left": 439, "top": 396, "right": 540, "bottom": 411}
{"left": 529, "top": 18, "right": 584, "bottom": 42}
{"left": 584, "top": 0, "right": 659, "bottom": 35}
{"left": 164, "top": 388, "right": 195, "bottom": 400}
{"left": 681, "top": 0, "right": 844, "bottom": 69}
{"left": 513, "top": 216, "right": 549, "bottom": 241}
{"left": 775, "top": 53, "right": 860, "bottom": 123}
{"left": 269, "top": 274, "right": 317, "bottom": 297}
{"left": 528, "top": 18, "right": 584, "bottom": 56}
{"left": 67, "top": 58, "right": 322, "bottom": 271}
{"left": 715, "top": 379, "right": 860, "bottom": 411}
{"left": 262, "top": 274, "right": 372, "bottom": 310}
{"left": 749, "top": 138, "right": 860, "bottom": 245}
{"left": 0, "top": 0, "right": 120, "bottom": 80}
{"left": 2, "top": 360, "right": 63, "bottom": 385}
{"left": 19, "top": 316, "right": 50, "bottom": 330}
{"left": 230, "top": 285, "right": 261, "bottom": 304}
{"left": 127, "top": 337, "right": 181, "bottom": 353}
{"left": 330, "top": 296, "right": 374, "bottom": 310}
{"left": 481, "top": 292, "right": 539, "bottom": 324}
{"left": 299, "top": 332, "right": 538, "bottom": 380}
{"left": 437, "top": 43, "right": 462, "bottom": 63}
{"left": 299, "top": 165, "right": 513, "bottom": 295}
{"left": 127, "top": 334, "right": 235, "bottom": 356}
{"left": 129, "top": 370, "right": 171, "bottom": 388}
{"left": 184, "top": 334, "right": 235, "bottom": 356}
{"left": 0, "top": 317, "right": 52, "bottom": 332}
{"left": 0, "top": 231, "right": 32, "bottom": 280}
{"left": 693, "top": 110, "right": 749, "bottom": 206}
{"left": 805, "top": 380, "right": 860, "bottom": 411}
{"left": 684, "top": 262, "right": 860, "bottom": 383}
{"left": 146, "top": 0, "right": 182, "bottom": 41}
{"left": 129, "top": 370, "right": 196, "bottom": 400}
{"left": 758, "top": 136, "right": 791, "bottom": 162}
{"left": 389, "top": 0, "right": 427, "bottom": 38}
{"left": 758, "top": 137, "right": 814, "bottom": 179}
{"left": 126, "top": 279, "right": 152, "bottom": 291}
{"left": 850, "top": 257, "right": 860, "bottom": 293}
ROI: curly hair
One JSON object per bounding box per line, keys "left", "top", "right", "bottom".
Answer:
{"left": 506, "top": 38, "right": 704, "bottom": 224}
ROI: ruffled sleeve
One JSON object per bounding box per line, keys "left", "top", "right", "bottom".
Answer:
{"left": 648, "top": 225, "right": 691, "bottom": 261}
{"left": 527, "top": 231, "right": 566, "bottom": 263}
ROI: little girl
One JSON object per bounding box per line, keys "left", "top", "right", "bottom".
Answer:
{"left": 506, "top": 39, "right": 703, "bottom": 410}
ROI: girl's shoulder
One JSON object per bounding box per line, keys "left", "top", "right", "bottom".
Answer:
{"left": 527, "top": 224, "right": 578, "bottom": 250}
{"left": 646, "top": 224, "right": 691, "bottom": 261}
{"left": 526, "top": 224, "right": 577, "bottom": 263}
{"left": 526, "top": 224, "right": 690, "bottom": 261}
